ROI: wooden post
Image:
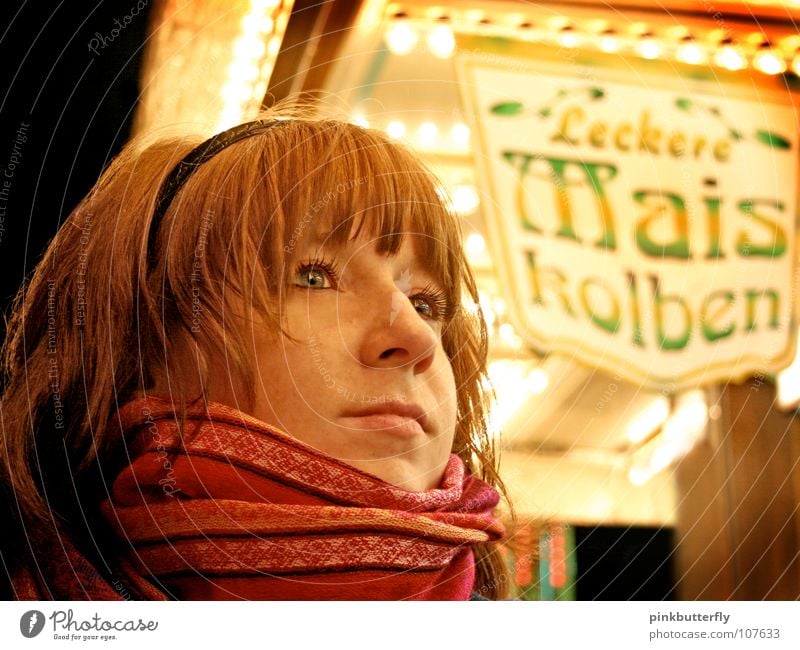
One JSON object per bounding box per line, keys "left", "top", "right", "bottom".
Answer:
{"left": 674, "top": 378, "right": 800, "bottom": 599}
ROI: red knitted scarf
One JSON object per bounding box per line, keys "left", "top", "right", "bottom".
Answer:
{"left": 61, "top": 396, "right": 502, "bottom": 600}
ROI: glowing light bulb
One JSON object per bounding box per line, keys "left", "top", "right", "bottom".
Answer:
{"left": 780, "top": 35, "right": 800, "bottom": 52}
{"left": 275, "top": 9, "right": 289, "bottom": 32}
{"left": 241, "top": 14, "right": 273, "bottom": 34}
{"left": 234, "top": 35, "right": 266, "bottom": 60}
{"left": 636, "top": 37, "right": 661, "bottom": 60}
{"left": 385, "top": 21, "right": 418, "bottom": 56}
{"left": 426, "top": 25, "right": 455, "bottom": 59}
{"left": 227, "top": 62, "right": 259, "bottom": 83}
{"left": 599, "top": 33, "right": 620, "bottom": 53}
{"left": 451, "top": 122, "right": 470, "bottom": 146}
{"left": 793, "top": 54, "right": 800, "bottom": 76}
{"left": 216, "top": 106, "right": 244, "bottom": 132}
{"left": 527, "top": 368, "right": 549, "bottom": 394}
{"left": 221, "top": 81, "right": 251, "bottom": 105}
{"left": 267, "top": 35, "right": 281, "bottom": 58}
{"left": 498, "top": 323, "right": 522, "bottom": 349}
{"left": 715, "top": 46, "right": 746, "bottom": 70}
{"left": 450, "top": 184, "right": 479, "bottom": 215}
{"left": 386, "top": 120, "right": 406, "bottom": 139}
{"left": 418, "top": 121, "right": 438, "bottom": 146}
{"left": 676, "top": 42, "right": 706, "bottom": 65}
{"left": 465, "top": 232, "right": 486, "bottom": 258}
{"left": 753, "top": 50, "right": 786, "bottom": 75}
{"left": 557, "top": 28, "right": 580, "bottom": 48}
{"left": 777, "top": 341, "right": 800, "bottom": 410}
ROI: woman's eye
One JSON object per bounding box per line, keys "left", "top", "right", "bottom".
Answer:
{"left": 293, "top": 262, "right": 337, "bottom": 289}
{"left": 411, "top": 295, "right": 435, "bottom": 318}
{"left": 409, "top": 288, "right": 450, "bottom": 321}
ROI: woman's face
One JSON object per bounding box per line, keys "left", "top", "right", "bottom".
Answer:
{"left": 247, "top": 230, "right": 458, "bottom": 491}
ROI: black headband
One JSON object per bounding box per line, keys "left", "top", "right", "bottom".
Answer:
{"left": 146, "top": 119, "right": 289, "bottom": 266}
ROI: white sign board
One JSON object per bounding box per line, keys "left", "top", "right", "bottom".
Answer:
{"left": 457, "top": 50, "right": 798, "bottom": 390}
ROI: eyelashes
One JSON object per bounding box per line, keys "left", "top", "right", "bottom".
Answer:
{"left": 413, "top": 282, "right": 454, "bottom": 322}
{"left": 292, "top": 257, "right": 454, "bottom": 322}
{"left": 293, "top": 257, "right": 340, "bottom": 290}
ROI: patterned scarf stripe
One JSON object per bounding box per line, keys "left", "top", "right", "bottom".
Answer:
{"left": 129, "top": 535, "right": 468, "bottom": 576}
{"left": 104, "top": 501, "right": 499, "bottom": 544}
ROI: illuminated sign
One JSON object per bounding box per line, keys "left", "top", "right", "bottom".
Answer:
{"left": 457, "top": 42, "right": 798, "bottom": 390}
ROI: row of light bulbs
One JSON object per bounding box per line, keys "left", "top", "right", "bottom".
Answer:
{"left": 218, "top": 0, "right": 288, "bottom": 131}
{"left": 350, "top": 115, "right": 471, "bottom": 148}
{"left": 385, "top": 21, "right": 457, "bottom": 58}
{"left": 384, "top": 17, "right": 800, "bottom": 76}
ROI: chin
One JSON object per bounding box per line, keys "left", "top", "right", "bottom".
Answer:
{"left": 352, "top": 460, "right": 442, "bottom": 492}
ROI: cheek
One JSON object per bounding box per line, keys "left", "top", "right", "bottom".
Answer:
{"left": 260, "top": 343, "right": 322, "bottom": 395}
{"left": 432, "top": 355, "right": 458, "bottom": 422}
{"left": 255, "top": 329, "right": 348, "bottom": 412}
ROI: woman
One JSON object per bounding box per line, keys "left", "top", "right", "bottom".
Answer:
{"left": 0, "top": 114, "right": 507, "bottom": 600}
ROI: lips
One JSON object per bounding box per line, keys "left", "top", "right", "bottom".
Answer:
{"left": 340, "top": 402, "right": 430, "bottom": 435}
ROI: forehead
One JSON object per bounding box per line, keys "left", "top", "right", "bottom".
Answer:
{"left": 305, "top": 227, "right": 435, "bottom": 268}
{"left": 270, "top": 123, "right": 463, "bottom": 293}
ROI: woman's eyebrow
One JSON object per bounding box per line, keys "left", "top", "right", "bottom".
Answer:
{"left": 289, "top": 234, "right": 338, "bottom": 258}
{"left": 407, "top": 264, "right": 446, "bottom": 289}
{"left": 307, "top": 229, "right": 348, "bottom": 249}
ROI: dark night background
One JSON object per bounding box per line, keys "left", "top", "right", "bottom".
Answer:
{"left": 574, "top": 526, "right": 675, "bottom": 600}
{"left": 0, "top": 1, "right": 153, "bottom": 331}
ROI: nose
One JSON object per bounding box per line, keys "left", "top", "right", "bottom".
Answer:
{"left": 358, "top": 287, "right": 438, "bottom": 374}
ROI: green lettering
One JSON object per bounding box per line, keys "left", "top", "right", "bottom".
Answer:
{"left": 526, "top": 251, "right": 575, "bottom": 316}
{"left": 626, "top": 271, "right": 645, "bottom": 347}
{"left": 634, "top": 190, "right": 691, "bottom": 259}
{"left": 638, "top": 110, "right": 661, "bottom": 154}
{"left": 502, "top": 151, "right": 543, "bottom": 233}
{"left": 700, "top": 290, "right": 735, "bottom": 341}
{"left": 552, "top": 106, "right": 584, "bottom": 146}
{"left": 744, "top": 289, "right": 780, "bottom": 331}
{"left": 542, "top": 157, "right": 618, "bottom": 249}
{"left": 703, "top": 195, "right": 724, "bottom": 259}
{"left": 736, "top": 199, "right": 787, "bottom": 258}
{"left": 579, "top": 277, "right": 621, "bottom": 333}
{"left": 650, "top": 275, "right": 692, "bottom": 350}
